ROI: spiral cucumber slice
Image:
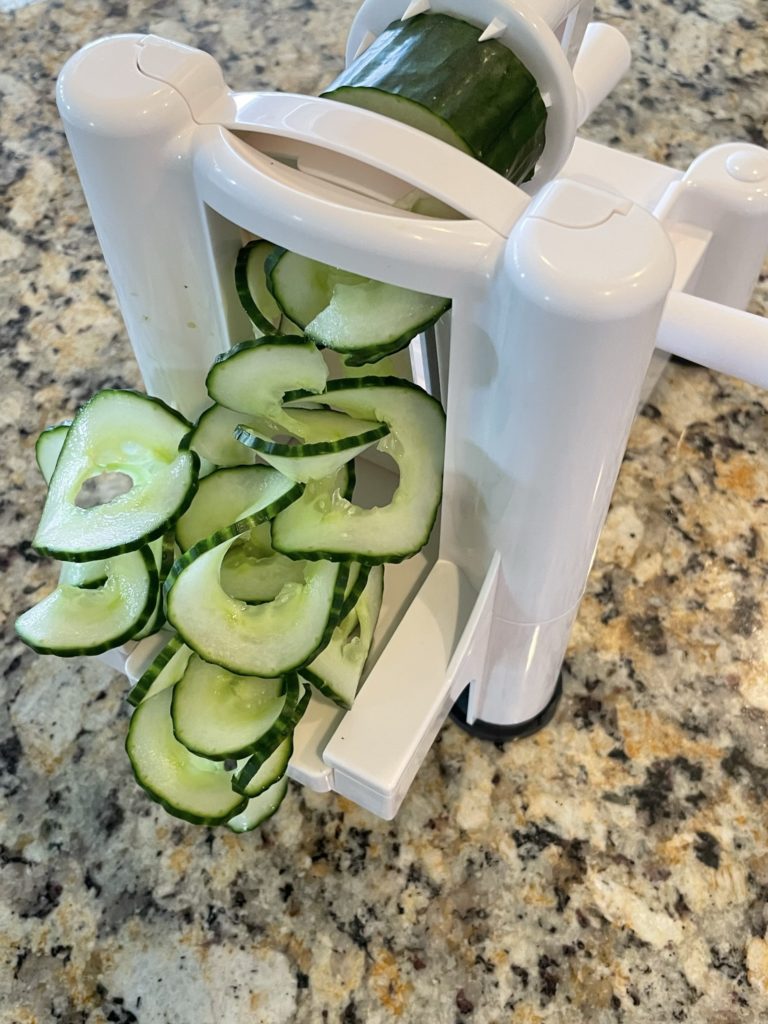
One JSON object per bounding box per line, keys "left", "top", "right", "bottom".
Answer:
{"left": 205, "top": 338, "right": 328, "bottom": 437}
{"left": 272, "top": 378, "right": 445, "bottom": 563}
{"left": 15, "top": 546, "right": 158, "bottom": 656}
{"left": 33, "top": 390, "right": 198, "bottom": 561}
{"left": 166, "top": 535, "right": 349, "bottom": 676}
{"left": 174, "top": 465, "right": 302, "bottom": 553}
{"left": 226, "top": 775, "right": 289, "bottom": 833}
{"left": 234, "top": 407, "right": 388, "bottom": 483}
{"left": 126, "top": 686, "right": 247, "bottom": 826}
{"left": 127, "top": 633, "right": 193, "bottom": 707}
{"left": 171, "top": 657, "right": 291, "bottom": 761}
{"left": 232, "top": 681, "right": 311, "bottom": 795}
{"left": 267, "top": 249, "right": 448, "bottom": 363}
{"left": 220, "top": 525, "right": 307, "bottom": 604}
{"left": 35, "top": 422, "right": 71, "bottom": 484}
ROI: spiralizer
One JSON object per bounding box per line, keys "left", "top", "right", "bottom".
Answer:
{"left": 56, "top": 0, "right": 768, "bottom": 818}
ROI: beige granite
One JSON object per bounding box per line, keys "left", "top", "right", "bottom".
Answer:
{"left": 1, "top": 0, "right": 768, "bottom": 1021}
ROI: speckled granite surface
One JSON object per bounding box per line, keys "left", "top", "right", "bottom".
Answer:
{"left": 2, "top": 0, "right": 768, "bottom": 1021}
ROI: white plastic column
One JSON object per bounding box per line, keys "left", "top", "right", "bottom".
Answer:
{"left": 56, "top": 36, "right": 246, "bottom": 420}
{"left": 440, "top": 179, "right": 676, "bottom": 727}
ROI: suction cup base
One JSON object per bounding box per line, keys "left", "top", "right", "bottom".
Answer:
{"left": 449, "top": 673, "right": 564, "bottom": 743}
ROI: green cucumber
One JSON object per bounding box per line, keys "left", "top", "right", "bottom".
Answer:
{"left": 232, "top": 736, "right": 293, "bottom": 799}
{"left": 267, "top": 249, "right": 449, "bottom": 363}
{"left": 33, "top": 390, "right": 198, "bottom": 562}
{"left": 232, "top": 681, "right": 311, "bottom": 795}
{"left": 220, "top": 525, "right": 307, "bottom": 604}
{"left": 166, "top": 536, "right": 349, "bottom": 676}
{"left": 322, "top": 12, "right": 547, "bottom": 183}
{"left": 189, "top": 404, "right": 259, "bottom": 468}
{"left": 35, "top": 422, "right": 71, "bottom": 484}
{"left": 273, "top": 378, "right": 445, "bottom": 563}
{"left": 226, "top": 775, "right": 289, "bottom": 833}
{"left": 303, "top": 564, "right": 384, "bottom": 708}
{"left": 171, "top": 656, "right": 291, "bottom": 760}
{"left": 15, "top": 546, "right": 158, "bottom": 656}
{"left": 337, "top": 561, "right": 370, "bottom": 621}
{"left": 174, "top": 465, "right": 302, "bottom": 552}
{"left": 205, "top": 338, "right": 328, "bottom": 437}
{"left": 235, "top": 239, "right": 284, "bottom": 335}
{"left": 233, "top": 407, "right": 388, "bottom": 482}
{"left": 127, "top": 633, "right": 192, "bottom": 707}
{"left": 126, "top": 686, "right": 246, "bottom": 826}
{"left": 132, "top": 534, "right": 176, "bottom": 640}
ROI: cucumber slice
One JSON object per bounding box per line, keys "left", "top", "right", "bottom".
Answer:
{"left": 126, "top": 686, "right": 246, "bottom": 826}
{"left": 132, "top": 534, "right": 176, "bottom": 640}
{"left": 35, "top": 422, "right": 70, "bottom": 484}
{"left": 205, "top": 338, "right": 328, "bottom": 437}
{"left": 189, "top": 404, "right": 259, "bottom": 468}
{"left": 235, "top": 239, "right": 284, "bottom": 335}
{"left": 233, "top": 736, "right": 293, "bottom": 799}
{"left": 303, "top": 565, "right": 384, "bottom": 708}
{"left": 15, "top": 546, "right": 158, "bottom": 656}
{"left": 220, "top": 525, "right": 307, "bottom": 603}
{"left": 267, "top": 250, "right": 449, "bottom": 363}
{"left": 232, "top": 682, "right": 311, "bottom": 795}
{"left": 338, "top": 562, "right": 370, "bottom": 621}
{"left": 166, "top": 536, "right": 349, "bottom": 676}
{"left": 171, "top": 656, "right": 290, "bottom": 760}
{"left": 127, "top": 633, "right": 192, "bottom": 707}
{"left": 308, "top": 278, "right": 448, "bottom": 364}
{"left": 174, "top": 465, "right": 302, "bottom": 552}
{"left": 227, "top": 775, "right": 289, "bottom": 833}
{"left": 321, "top": 13, "right": 547, "bottom": 183}
{"left": 234, "top": 408, "right": 388, "bottom": 483}
{"left": 33, "top": 390, "right": 198, "bottom": 562}
{"left": 59, "top": 559, "right": 108, "bottom": 590}
{"left": 273, "top": 378, "right": 445, "bottom": 563}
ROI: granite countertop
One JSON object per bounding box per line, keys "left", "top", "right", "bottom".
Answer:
{"left": 1, "top": 0, "right": 767, "bottom": 1021}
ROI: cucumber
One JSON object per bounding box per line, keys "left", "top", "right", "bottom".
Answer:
{"left": 235, "top": 239, "right": 284, "bottom": 335}
{"left": 189, "top": 404, "right": 259, "bottom": 468}
{"left": 15, "top": 546, "right": 158, "bottom": 656}
{"left": 233, "top": 736, "right": 293, "bottom": 799}
{"left": 174, "top": 465, "right": 302, "bottom": 552}
{"left": 33, "top": 390, "right": 198, "bottom": 562}
{"left": 166, "top": 536, "right": 349, "bottom": 676}
{"left": 322, "top": 12, "right": 547, "bottom": 183}
{"left": 267, "top": 249, "right": 449, "bottom": 363}
{"left": 126, "top": 686, "right": 247, "bottom": 826}
{"left": 35, "top": 422, "right": 71, "bottom": 484}
{"left": 132, "top": 533, "right": 177, "bottom": 640}
{"left": 220, "top": 525, "right": 307, "bottom": 604}
{"left": 127, "top": 633, "right": 192, "bottom": 707}
{"left": 58, "top": 559, "right": 108, "bottom": 590}
{"left": 205, "top": 338, "right": 328, "bottom": 437}
{"left": 303, "top": 564, "right": 384, "bottom": 708}
{"left": 171, "top": 656, "right": 290, "bottom": 760}
{"left": 232, "top": 681, "right": 311, "bottom": 795}
{"left": 226, "top": 775, "right": 289, "bottom": 833}
{"left": 338, "top": 561, "right": 370, "bottom": 621}
{"left": 272, "top": 378, "right": 445, "bottom": 563}
{"left": 233, "top": 407, "right": 388, "bottom": 483}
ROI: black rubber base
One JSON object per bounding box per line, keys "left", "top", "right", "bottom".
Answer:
{"left": 449, "top": 673, "right": 564, "bottom": 743}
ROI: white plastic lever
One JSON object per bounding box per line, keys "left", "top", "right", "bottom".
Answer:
{"left": 573, "top": 22, "right": 631, "bottom": 126}
{"left": 657, "top": 292, "right": 768, "bottom": 390}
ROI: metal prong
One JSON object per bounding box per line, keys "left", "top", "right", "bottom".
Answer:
{"left": 401, "top": 0, "right": 430, "bottom": 21}
{"left": 478, "top": 17, "right": 506, "bottom": 41}
{"left": 353, "top": 30, "right": 377, "bottom": 59}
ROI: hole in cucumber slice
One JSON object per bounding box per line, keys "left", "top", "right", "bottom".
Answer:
{"left": 74, "top": 471, "right": 133, "bottom": 508}
{"left": 351, "top": 449, "right": 399, "bottom": 509}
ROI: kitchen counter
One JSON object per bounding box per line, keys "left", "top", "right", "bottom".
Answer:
{"left": 1, "top": 0, "right": 767, "bottom": 1020}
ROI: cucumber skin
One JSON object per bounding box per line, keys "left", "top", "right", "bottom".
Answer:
{"left": 322, "top": 300, "right": 448, "bottom": 366}
{"left": 302, "top": 668, "right": 353, "bottom": 710}
{"left": 127, "top": 633, "right": 186, "bottom": 707}
{"left": 233, "top": 421, "right": 388, "bottom": 458}
{"left": 33, "top": 398, "right": 200, "bottom": 563}
{"left": 337, "top": 563, "right": 371, "bottom": 621}
{"left": 164, "top": 480, "right": 304, "bottom": 593}
{"left": 321, "top": 13, "right": 547, "bottom": 183}
{"left": 275, "top": 377, "right": 445, "bottom": 565}
{"left": 235, "top": 240, "right": 281, "bottom": 335}
{"left": 16, "top": 547, "right": 160, "bottom": 658}
{"left": 231, "top": 684, "right": 310, "bottom": 795}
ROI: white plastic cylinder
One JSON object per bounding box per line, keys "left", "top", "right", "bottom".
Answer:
{"left": 440, "top": 179, "right": 676, "bottom": 726}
